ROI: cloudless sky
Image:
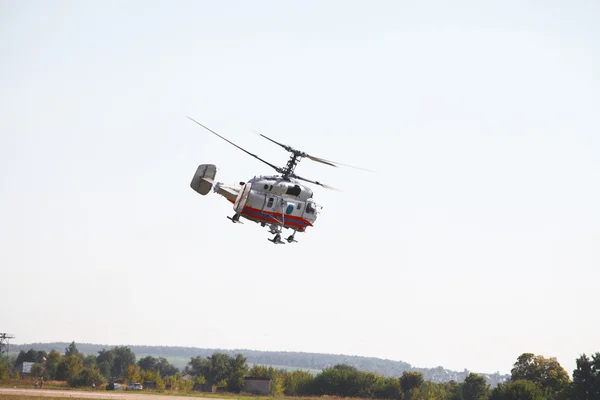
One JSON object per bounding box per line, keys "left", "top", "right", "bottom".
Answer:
{"left": 1, "top": 0, "right": 599, "bottom": 376}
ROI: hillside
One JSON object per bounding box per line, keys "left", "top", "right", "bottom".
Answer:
{"left": 9, "top": 342, "right": 510, "bottom": 387}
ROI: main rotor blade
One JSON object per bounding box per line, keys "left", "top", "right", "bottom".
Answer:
{"left": 188, "top": 117, "right": 281, "bottom": 173}
{"left": 257, "top": 133, "right": 292, "bottom": 152}
{"left": 306, "top": 155, "right": 338, "bottom": 168}
{"left": 306, "top": 155, "right": 374, "bottom": 172}
{"left": 255, "top": 129, "right": 372, "bottom": 172}
{"left": 256, "top": 132, "right": 338, "bottom": 168}
{"left": 292, "top": 174, "right": 341, "bottom": 192}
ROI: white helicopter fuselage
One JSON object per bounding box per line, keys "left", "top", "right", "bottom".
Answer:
{"left": 191, "top": 165, "right": 319, "bottom": 233}
{"left": 229, "top": 175, "right": 318, "bottom": 232}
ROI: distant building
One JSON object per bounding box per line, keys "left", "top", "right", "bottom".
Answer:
{"left": 15, "top": 362, "right": 35, "bottom": 377}
{"left": 243, "top": 377, "right": 271, "bottom": 395}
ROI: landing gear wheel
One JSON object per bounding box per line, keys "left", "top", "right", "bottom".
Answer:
{"left": 227, "top": 213, "right": 243, "bottom": 224}
{"left": 268, "top": 233, "right": 285, "bottom": 244}
{"left": 286, "top": 234, "right": 297, "bottom": 243}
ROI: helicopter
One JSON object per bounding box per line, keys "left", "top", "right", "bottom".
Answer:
{"left": 188, "top": 117, "right": 366, "bottom": 244}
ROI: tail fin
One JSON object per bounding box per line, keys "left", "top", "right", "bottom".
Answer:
{"left": 190, "top": 164, "right": 217, "bottom": 195}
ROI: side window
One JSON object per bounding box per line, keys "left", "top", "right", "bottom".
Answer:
{"left": 267, "top": 197, "right": 274, "bottom": 208}
{"left": 306, "top": 202, "right": 315, "bottom": 214}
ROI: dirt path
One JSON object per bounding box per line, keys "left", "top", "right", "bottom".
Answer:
{"left": 0, "top": 388, "right": 217, "bottom": 400}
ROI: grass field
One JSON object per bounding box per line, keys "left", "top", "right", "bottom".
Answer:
{"left": 0, "top": 381, "right": 70, "bottom": 390}
{"left": 0, "top": 383, "right": 317, "bottom": 400}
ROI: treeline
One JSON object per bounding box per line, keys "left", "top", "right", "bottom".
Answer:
{"left": 179, "top": 351, "right": 598, "bottom": 399}
{"left": 3, "top": 344, "right": 600, "bottom": 399}
{"left": 8, "top": 342, "right": 506, "bottom": 385}
{"left": 9, "top": 342, "right": 412, "bottom": 371}
{"left": 0, "top": 342, "right": 183, "bottom": 389}
{"left": 199, "top": 353, "right": 600, "bottom": 400}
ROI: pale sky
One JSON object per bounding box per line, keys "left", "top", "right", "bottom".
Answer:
{"left": 1, "top": 0, "right": 599, "bottom": 377}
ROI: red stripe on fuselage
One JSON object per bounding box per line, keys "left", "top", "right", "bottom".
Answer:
{"left": 240, "top": 210, "right": 307, "bottom": 231}
{"left": 243, "top": 205, "right": 313, "bottom": 226}
{"left": 226, "top": 199, "right": 312, "bottom": 230}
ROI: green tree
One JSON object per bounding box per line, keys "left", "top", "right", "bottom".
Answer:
{"left": 511, "top": 353, "right": 570, "bottom": 396}
{"left": 227, "top": 353, "right": 248, "bottom": 393}
{"left": 165, "top": 373, "right": 193, "bottom": 392}
{"left": 400, "top": 371, "right": 424, "bottom": 399}
{"left": 284, "top": 370, "right": 315, "bottom": 396}
{"left": 156, "top": 357, "right": 178, "bottom": 377}
{"left": 68, "top": 365, "right": 106, "bottom": 387}
{"left": 441, "top": 380, "right": 460, "bottom": 400}
{"left": 312, "top": 365, "right": 350, "bottom": 396}
{"left": 184, "top": 355, "right": 211, "bottom": 378}
{"left": 65, "top": 342, "right": 80, "bottom": 357}
{"left": 375, "top": 376, "right": 401, "bottom": 399}
{"left": 461, "top": 373, "right": 490, "bottom": 400}
{"left": 15, "top": 349, "right": 47, "bottom": 366}
{"left": 270, "top": 372, "right": 286, "bottom": 396}
{"left": 0, "top": 356, "right": 10, "bottom": 380}
{"left": 571, "top": 352, "right": 600, "bottom": 400}
{"left": 311, "top": 364, "right": 390, "bottom": 398}
{"left": 55, "top": 355, "right": 84, "bottom": 381}
{"left": 0, "top": 364, "right": 8, "bottom": 380}
{"left": 141, "top": 369, "right": 166, "bottom": 391}
{"left": 96, "top": 349, "right": 114, "bottom": 379}
{"left": 333, "top": 363, "right": 358, "bottom": 372}
{"left": 182, "top": 376, "right": 195, "bottom": 391}
{"left": 83, "top": 354, "right": 96, "bottom": 368}
{"left": 45, "top": 350, "right": 62, "bottom": 379}
{"left": 111, "top": 346, "right": 136, "bottom": 378}
{"left": 354, "top": 371, "right": 385, "bottom": 398}
{"left": 138, "top": 355, "right": 158, "bottom": 371}
{"left": 184, "top": 352, "right": 247, "bottom": 392}
{"left": 164, "top": 374, "right": 179, "bottom": 390}
{"left": 208, "top": 352, "right": 233, "bottom": 385}
{"left": 409, "top": 381, "right": 454, "bottom": 400}
{"left": 491, "top": 380, "right": 546, "bottom": 400}
{"left": 125, "top": 364, "right": 142, "bottom": 384}
{"left": 248, "top": 364, "right": 277, "bottom": 378}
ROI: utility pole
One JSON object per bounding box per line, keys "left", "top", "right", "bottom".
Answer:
{"left": 0, "top": 333, "right": 15, "bottom": 356}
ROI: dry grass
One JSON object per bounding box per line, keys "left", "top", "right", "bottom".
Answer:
{"left": 0, "top": 397, "right": 88, "bottom": 400}
{"left": 0, "top": 381, "right": 69, "bottom": 390}
{"left": 0, "top": 382, "right": 374, "bottom": 400}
